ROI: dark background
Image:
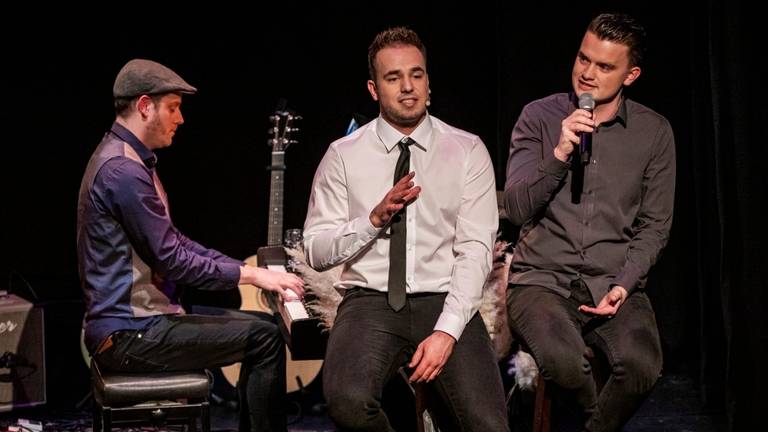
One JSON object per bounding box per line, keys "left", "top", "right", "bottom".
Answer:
{"left": 3, "top": 2, "right": 764, "bottom": 430}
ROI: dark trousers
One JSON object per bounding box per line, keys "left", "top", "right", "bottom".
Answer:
{"left": 323, "top": 288, "right": 510, "bottom": 432}
{"left": 95, "top": 306, "right": 286, "bottom": 432}
{"left": 506, "top": 282, "right": 662, "bottom": 432}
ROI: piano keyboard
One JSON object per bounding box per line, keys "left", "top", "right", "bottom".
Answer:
{"left": 267, "top": 264, "right": 310, "bottom": 320}
{"left": 261, "top": 247, "right": 327, "bottom": 360}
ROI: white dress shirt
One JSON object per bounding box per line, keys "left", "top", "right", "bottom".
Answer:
{"left": 303, "top": 115, "right": 498, "bottom": 340}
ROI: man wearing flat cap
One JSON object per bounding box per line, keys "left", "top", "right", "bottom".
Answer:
{"left": 77, "top": 58, "right": 303, "bottom": 432}
{"left": 112, "top": 58, "right": 198, "bottom": 98}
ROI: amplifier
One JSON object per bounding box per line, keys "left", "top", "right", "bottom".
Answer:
{"left": 0, "top": 294, "right": 45, "bottom": 411}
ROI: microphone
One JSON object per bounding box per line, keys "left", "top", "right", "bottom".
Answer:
{"left": 578, "top": 93, "right": 595, "bottom": 163}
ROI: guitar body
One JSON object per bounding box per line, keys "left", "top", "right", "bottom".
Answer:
{"left": 220, "top": 108, "right": 322, "bottom": 394}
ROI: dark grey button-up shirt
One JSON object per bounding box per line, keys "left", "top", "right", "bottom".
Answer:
{"left": 503, "top": 93, "right": 675, "bottom": 303}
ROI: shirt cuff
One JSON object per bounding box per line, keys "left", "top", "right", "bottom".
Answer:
{"left": 221, "top": 262, "right": 243, "bottom": 287}
{"left": 541, "top": 149, "right": 571, "bottom": 176}
{"left": 612, "top": 261, "right": 643, "bottom": 295}
{"left": 433, "top": 311, "right": 466, "bottom": 342}
{"left": 225, "top": 256, "right": 246, "bottom": 266}
{"left": 355, "top": 214, "right": 382, "bottom": 239}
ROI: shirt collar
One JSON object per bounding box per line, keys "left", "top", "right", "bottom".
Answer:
{"left": 375, "top": 114, "right": 432, "bottom": 153}
{"left": 612, "top": 98, "right": 628, "bottom": 127}
{"left": 569, "top": 92, "right": 628, "bottom": 128}
{"left": 110, "top": 122, "right": 158, "bottom": 168}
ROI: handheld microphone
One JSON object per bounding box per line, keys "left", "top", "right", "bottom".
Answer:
{"left": 578, "top": 93, "right": 595, "bottom": 163}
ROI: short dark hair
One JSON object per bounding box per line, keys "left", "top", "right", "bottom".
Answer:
{"left": 367, "top": 27, "right": 427, "bottom": 80}
{"left": 114, "top": 97, "right": 134, "bottom": 117}
{"left": 588, "top": 13, "right": 647, "bottom": 67}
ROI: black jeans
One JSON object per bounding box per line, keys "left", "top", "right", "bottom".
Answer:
{"left": 506, "top": 282, "right": 662, "bottom": 432}
{"left": 95, "top": 306, "right": 286, "bottom": 432}
{"left": 323, "top": 288, "right": 510, "bottom": 432}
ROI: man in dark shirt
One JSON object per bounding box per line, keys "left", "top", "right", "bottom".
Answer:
{"left": 77, "top": 58, "right": 304, "bottom": 432}
{"left": 503, "top": 13, "right": 675, "bottom": 431}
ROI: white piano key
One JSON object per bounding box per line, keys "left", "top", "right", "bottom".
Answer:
{"left": 284, "top": 300, "right": 309, "bottom": 320}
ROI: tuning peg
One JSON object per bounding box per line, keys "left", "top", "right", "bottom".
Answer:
{"left": 288, "top": 127, "right": 300, "bottom": 133}
{"left": 288, "top": 140, "right": 298, "bottom": 145}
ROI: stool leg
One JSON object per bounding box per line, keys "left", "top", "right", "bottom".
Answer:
{"left": 414, "top": 384, "right": 426, "bottom": 432}
{"left": 92, "top": 404, "right": 102, "bottom": 432}
{"left": 533, "top": 375, "right": 550, "bottom": 432}
{"left": 201, "top": 401, "right": 210, "bottom": 432}
{"left": 102, "top": 407, "right": 112, "bottom": 432}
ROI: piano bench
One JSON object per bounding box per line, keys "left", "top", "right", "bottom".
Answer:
{"left": 91, "top": 361, "right": 211, "bottom": 432}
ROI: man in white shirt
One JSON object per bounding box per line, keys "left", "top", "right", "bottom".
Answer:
{"left": 303, "top": 27, "right": 509, "bottom": 431}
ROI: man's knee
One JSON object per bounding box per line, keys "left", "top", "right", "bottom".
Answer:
{"left": 246, "top": 321, "right": 284, "bottom": 362}
{"left": 613, "top": 351, "right": 662, "bottom": 394}
{"left": 611, "top": 326, "right": 663, "bottom": 393}
{"left": 325, "top": 387, "right": 381, "bottom": 430}
{"left": 536, "top": 347, "right": 594, "bottom": 390}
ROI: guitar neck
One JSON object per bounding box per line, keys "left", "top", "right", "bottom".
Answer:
{"left": 267, "top": 150, "right": 285, "bottom": 246}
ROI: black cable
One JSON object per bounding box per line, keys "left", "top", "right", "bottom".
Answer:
{"left": 7, "top": 269, "right": 40, "bottom": 302}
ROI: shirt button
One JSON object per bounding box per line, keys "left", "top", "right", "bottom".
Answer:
{"left": 407, "top": 244, "right": 413, "bottom": 250}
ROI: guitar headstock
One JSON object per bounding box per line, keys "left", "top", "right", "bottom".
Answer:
{"left": 265, "top": 103, "right": 301, "bottom": 246}
{"left": 268, "top": 107, "right": 301, "bottom": 152}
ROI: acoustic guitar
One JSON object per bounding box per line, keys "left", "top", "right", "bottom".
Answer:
{"left": 220, "top": 107, "right": 323, "bottom": 394}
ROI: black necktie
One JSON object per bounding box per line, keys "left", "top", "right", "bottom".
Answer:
{"left": 388, "top": 137, "right": 414, "bottom": 312}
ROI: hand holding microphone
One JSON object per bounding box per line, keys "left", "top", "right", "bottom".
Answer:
{"left": 554, "top": 93, "right": 596, "bottom": 163}
{"left": 578, "top": 93, "right": 595, "bottom": 163}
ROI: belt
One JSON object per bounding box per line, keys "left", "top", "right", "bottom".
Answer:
{"left": 347, "top": 287, "right": 446, "bottom": 298}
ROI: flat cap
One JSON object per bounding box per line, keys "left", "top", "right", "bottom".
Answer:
{"left": 113, "top": 59, "right": 197, "bottom": 98}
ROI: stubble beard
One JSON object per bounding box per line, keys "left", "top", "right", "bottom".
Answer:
{"left": 383, "top": 104, "right": 426, "bottom": 130}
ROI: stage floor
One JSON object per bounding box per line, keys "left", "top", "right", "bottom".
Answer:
{"left": 0, "top": 372, "right": 721, "bottom": 431}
